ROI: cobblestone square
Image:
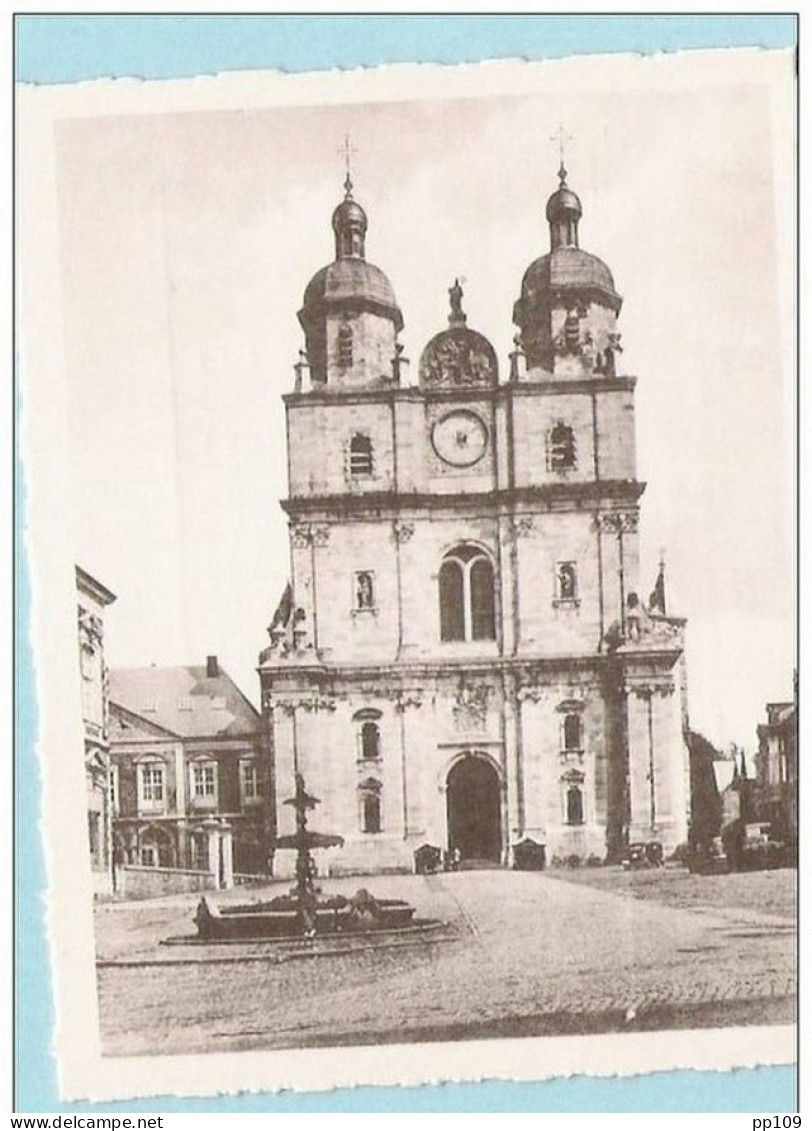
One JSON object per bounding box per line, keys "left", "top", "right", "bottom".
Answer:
{"left": 95, "top": 866, "right": 796, "bottom": 1057}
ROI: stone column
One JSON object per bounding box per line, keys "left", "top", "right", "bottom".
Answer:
{"left": 625, "top": 685, "right": 654, "bottom": 841}
{"left": 268, "top": 702, "right": 297, "bottom": 840}
{"left": 206, "top": 824, "right": 221, "bottom": 886}
{"left": 502, "top": 673, "right": 522, "bottom": 862}
{"left": 220, "top": 826, "right": 234, "bottom": 890}
{"left": 652, "top": 684, "right": 690, "bottom": 851}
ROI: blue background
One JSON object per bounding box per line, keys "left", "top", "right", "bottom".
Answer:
{"left": 14, "top": 13, "right": 798, "bottom": 1114}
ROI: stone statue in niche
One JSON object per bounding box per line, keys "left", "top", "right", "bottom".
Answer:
{"left": 557, "top": 563, "right": 577, "bottom": 600}
{"left": 355, "top": 571, "right": 375, "bottom": 611}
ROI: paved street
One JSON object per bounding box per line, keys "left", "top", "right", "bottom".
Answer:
{"left": 95, "top": 868, "right": 796, "bottom": 1057}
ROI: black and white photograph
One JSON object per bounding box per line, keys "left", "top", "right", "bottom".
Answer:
{"left": 17, "top": 39, "right": 796, "bottom": 1103}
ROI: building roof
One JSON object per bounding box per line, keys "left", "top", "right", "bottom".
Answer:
{"left": 109, "top": 662, "right": 260, "bottom": 739}
{"left": 518, "top": 247, "right": 621, "bottom": 309}
{"left": 300, "top": 259, "right": 403, "bottom": 328}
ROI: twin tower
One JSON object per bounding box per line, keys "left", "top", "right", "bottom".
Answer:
{"left": 259, "top": 163, "right": 691, "bottom": 875}
{"left": 295, "top": 164, "right": 623, "bottom": 394}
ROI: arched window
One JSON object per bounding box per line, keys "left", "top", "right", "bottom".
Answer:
{"left": 360, "top": 721, "right": 380, "bottom": 762}
{"left": 439, "top": 545, "right": 496, "bottom": 642}
{"left": 548, "top": 423, "right": 576, "bottom": 471}
{"left": 338, "top": 322, "right": 353, "bottom": 368}
{"left": 349, "top": 433, "right": 373, "bottom": 476}
{"left": 359, "top": 779, "right": 382, "bottom": 833}
{"left": 563, "top": 714, "right": 582, "bottom": 752}
{"left": 354, "top": 709, "right": 383, "bottom": 763}
{"left": 439, "top": 559, "right": 465, "bottom": 641}
{"left": 138, "top": 825, "right": 173, "bottom": 867}
{"left": 566, "top": 785, "right": 584, "bottom": 825}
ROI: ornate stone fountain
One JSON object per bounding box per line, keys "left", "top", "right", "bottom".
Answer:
{"left": 193, "top": 773, "right": 417, "bottom": 940}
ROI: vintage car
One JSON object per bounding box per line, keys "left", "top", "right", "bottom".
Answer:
{"left": 688, "top": 836, "right": 729, "bottom": 874}
{"left": 621, "top": 841, "right": 664, "bottom": 870}
{"left": 740, "top": 823, "right": 785, "bottom": 871}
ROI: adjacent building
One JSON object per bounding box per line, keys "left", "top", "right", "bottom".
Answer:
{"left": 108, "top": 657, "right": 271, "bottom": 881}
{"left": 258, "top": 164, "right": 692, "bottom": 875}
{"left": 76, "top": 566, "right": 117, "bottom": 895}
{"left": 755, "top": 694, "right": 797, "bottom": 848}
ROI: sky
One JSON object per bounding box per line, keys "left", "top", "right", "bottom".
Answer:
{"left": 50, "top": 53, "right": 795, "bottom": 752}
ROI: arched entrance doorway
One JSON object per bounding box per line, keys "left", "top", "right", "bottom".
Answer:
{"left": 446, "top": 755, "right": 502, "bottom": 863}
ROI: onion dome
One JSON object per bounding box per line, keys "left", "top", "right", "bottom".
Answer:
{"left": 513, "top": 165, "right": 622, "bottom": 331}
{"left": 331, "top": 175, "right": 368, "bottom": 259}
{"left": 300, "top": 174, "right": 402, "bottom": 329}
{"left": 546, "top": 164, "right": 583, "bottom": 239}
{"left": 419, "top": 279, "right": 498, "bottom": 389}
{"left": 297, "top": 173, "right": 403, "bottom": 387}
{"left": 517, "top": 246, "right": 621, "bottom": 314}
{"left": 302, "top": 259, "right": 402, "bottom": 328}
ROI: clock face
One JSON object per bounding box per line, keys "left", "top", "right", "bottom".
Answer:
{"left": 431, "top": 410, "right": 489, "bottom": 467}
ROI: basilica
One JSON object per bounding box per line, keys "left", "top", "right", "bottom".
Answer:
{"left": 258, "top": 162, "right": 692, "bottom": 875}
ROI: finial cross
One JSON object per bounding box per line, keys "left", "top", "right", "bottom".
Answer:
{"left": 338, "top": 133, "right": 358, "bottom": 196}
{"left": 550, "top": 125, "right": 574, "bottom": 180}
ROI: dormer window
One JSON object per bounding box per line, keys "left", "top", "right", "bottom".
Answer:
{"left": 548, "top": 423, "right": 576, "bottom": 471}
{"left": 349, "top": 433, "right": 373, "bottom": 476}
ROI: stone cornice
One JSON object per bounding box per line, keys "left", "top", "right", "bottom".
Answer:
{"left": 282, "top": 479, "right": 646, "bottom": 518}
{"left": 258, "top": 654, "right": 608, "bottom": 682}
{"left": 283, "top": 375, "right": 637, "bottom": 408}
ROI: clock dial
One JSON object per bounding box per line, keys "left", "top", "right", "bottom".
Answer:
{"left": 431, "top": 410, "right": 489, "bottom": 467}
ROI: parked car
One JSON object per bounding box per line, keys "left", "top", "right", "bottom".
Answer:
{"left": 688, "top": 836, "right": 729, "bottom": 874}
{"left": 740, "top": 823, "right": 784, "bottom": 871}
{"left": 414, "top": 843, "right": 442, "bottom": 875}
{"left": 621, "top": 841, "right": 664, "bottom": 870}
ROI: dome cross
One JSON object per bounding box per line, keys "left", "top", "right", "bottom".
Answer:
{"left": 338, "top": 133, "right": 359, "bottom": 198}
{"left": 549, "top": 124, "right": 574, "bottom": 183}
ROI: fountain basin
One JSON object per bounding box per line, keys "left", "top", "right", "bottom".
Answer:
{"left": 194, "top": 890, "right": 416, "bottom": 941}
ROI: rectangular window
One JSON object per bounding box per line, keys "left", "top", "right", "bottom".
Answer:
{"left": 108, "top": 765, "right": 119, "bottom": 815}
{"left": 140, "top": 845, "right": 158, "bottom": 867}
{"left": 192, "top": 763, "right": 217, "bottom": 800}
{"left": 139, "top": 764, "right": 164, "bottom": 809}
{"left": 240, "top": 761, "right": 260, "bottom": 805}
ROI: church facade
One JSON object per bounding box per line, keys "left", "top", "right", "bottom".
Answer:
{"left": 259, "top": 164, "right": 691, "bottom": 875}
